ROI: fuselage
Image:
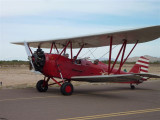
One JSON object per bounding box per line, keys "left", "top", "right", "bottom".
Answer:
{"left": 41, "top": 54, "right": 128, "bottom": 79}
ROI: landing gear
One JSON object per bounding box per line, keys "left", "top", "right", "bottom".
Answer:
{"left": 36, "top": 80, "right": 48, "bottom": 92}
{"left": 36, "top": 78, "right": 74, "bottom": 95}
{"left": 60, "top": 82, "right": 74, "bottom": 95}
{"left": 130, "top": 84, "right": 135, "bottom": 90}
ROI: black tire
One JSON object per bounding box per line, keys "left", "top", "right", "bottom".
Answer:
{"left": 130, "top": 85, "right": 135, "bottom": 90}
{"left": 60, "top": 82, "right": 74, "bottom": 95}
{"left": 36, "top": 80, "right": 48, "bottom": 92}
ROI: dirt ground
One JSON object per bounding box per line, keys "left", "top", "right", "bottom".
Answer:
{"left": 0, "top": 64, "right": 160, "bottom": 88}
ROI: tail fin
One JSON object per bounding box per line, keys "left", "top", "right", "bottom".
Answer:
{"left": 129, "top": 56, "right": 149, "bottom": 73}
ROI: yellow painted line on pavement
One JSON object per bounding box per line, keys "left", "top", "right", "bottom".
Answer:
{"left": 58, "top": 108, "right": 160, "bottom": 120}
{"left": 0, "top": 94, "right": 84, "bottom": 102}
{"left": 0, "top": 95, "right": 60, "bottom": 102}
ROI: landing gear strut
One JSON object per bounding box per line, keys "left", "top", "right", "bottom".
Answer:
{"left": 130, "top": 84, "right": 135, "bottom": 90}
{"left": 60, "top": 82, "right": 74, "bottom": 95}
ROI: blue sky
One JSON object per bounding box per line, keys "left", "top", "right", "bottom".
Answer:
{"left": 0, "top": 0, "right": 160, "bottom": 60}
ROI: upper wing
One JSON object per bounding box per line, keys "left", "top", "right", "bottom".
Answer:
{"left": 12, "top": 25, "right": 160, "bottom": 49}
{"left": 71, "top": 74, "right": 142, "bottom": 83}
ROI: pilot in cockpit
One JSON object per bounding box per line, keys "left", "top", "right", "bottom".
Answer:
{"left": 94, "top": 59, "right": 99, "bottom": 65}
{"left": 64, "top": 53, "right": 69, "bottom": 58}
{"left": 73, "top": 56, "right": 81, "bottom": 64}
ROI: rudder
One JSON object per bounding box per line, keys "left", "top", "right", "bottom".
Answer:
{"left": 129, "top": 56, "right": 149, "bottom": 73}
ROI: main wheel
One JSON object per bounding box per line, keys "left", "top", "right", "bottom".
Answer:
{"left": 60, "top": 82, "right": 74, "bottom": 95}
{"left": 36, "top": 80, "right": 48, "bottom": 92}
{"left": 130, "top": 84, "right": 135, "bottom": 90}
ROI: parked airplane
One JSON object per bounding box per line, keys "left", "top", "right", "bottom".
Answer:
{"left": 13, "top": 25, "right": 160, "bottom": 95}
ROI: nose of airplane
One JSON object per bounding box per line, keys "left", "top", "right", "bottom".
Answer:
{"left": 32, "top": 48, "right": 45, "bottom": 73}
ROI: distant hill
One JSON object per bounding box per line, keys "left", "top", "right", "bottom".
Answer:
{"left": 127, "top": 55, "right": 160, "bottom": 63}
{"left": 99, "top": 58, "right": 115, "bottom": 61}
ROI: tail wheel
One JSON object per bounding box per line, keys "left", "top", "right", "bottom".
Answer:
{"left": 36, "top": 80, "right": 48, "bottom": 92}
{"left": 130, "top": 84, "right": 135, "bottom": 90}
{"left": 61, "top": 82, "right": 74, "bottom": 95}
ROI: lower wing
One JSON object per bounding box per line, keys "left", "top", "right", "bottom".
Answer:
{"left": 71, "top": 74, "right": 141, "bottom": 83}
{"left": 134, "top": 73, "right": 160, "bottom": 78}
{"left": 71, "top": 73, "right": 160, "bottom": 83}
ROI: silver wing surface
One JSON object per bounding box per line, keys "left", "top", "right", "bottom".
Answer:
{"left": 71, "top": 74, "right": 142, "bottom": 83}
{"left": 71, "top": 73, "right": 160, "bottom": 83}
{"left": 134, "top": 73, "right": 160, "bottom": 78}
{"left": 12, "top": 25, "right": 160, "bottom": 49}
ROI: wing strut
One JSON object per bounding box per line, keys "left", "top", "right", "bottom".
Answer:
{"left": 117, "top": 40, "right": 127, "bottom": 73}
{"left": 54, "top": 43, "right": 59, "bottom": 54}
{"left": 122, "top": 40, "right": 138, "bottom": 65}
{"left": 73, "top": 44, "right": 84, "bottom": 61}
{"left": 50, "top": 42, "right": 54, "bottom": 54}
{"left": 70, "top": 42, "right": 73, "bottom": 59}
{"left": 50, "top": 42, "right": 59, "bottom": 54}
{"left": 108, "top": 38, "right": 138, "bottom": 75}
{"left": 109, "top": 40, "right": 127, "bottom": 74}
{"left": 108, "top": 36, "right": 113, "bottom": 75}
{"left": 56, "top": 41, "right": 71, "bottom": 81}
{"left": 55, "top": 41, "right": 85, "bottom": 81}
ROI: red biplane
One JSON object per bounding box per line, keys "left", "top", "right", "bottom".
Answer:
{"left": 13, "top": 25, "right": 160, "bottom": 95}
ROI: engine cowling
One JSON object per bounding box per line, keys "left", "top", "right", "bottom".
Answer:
{"left": 32, "top": 48, "right": 45, "bottom": 73}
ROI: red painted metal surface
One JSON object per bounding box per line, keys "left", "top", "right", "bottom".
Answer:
{"left": 43, "top": 77, "right": 50, "bottom": 87}
{"left": 70, "top": 42, "right": 73, "bottom": 59}
{"left": 117, "top": 40, "right": 127, "bottom": 73}
{"left": 51, "top": 78, "right": 62, "bottom": 87}
{"left": 108, "top": 36, "right": 113, "bottom": 75}
{"left": 65, "top": 86, "right": 72, "bottom": 93}
{"left": 74, "top": 44, "right": 84, "bottom": 61}
{"left": 43, "top": 54, "right": 129, "bottom": 79}
{"left": 50, "top": 43, "right": 54, "bottom": 54}
{"left": 109, "top": 41, "right": 125, "bottom": 74}
{"left": 54, "top": 43, "right": 59, "bottom": 54}
{"left": 31, "top": 38, "right": 143, "bottom": 87}
{"left": 122, "top": 40, "right": 138, "bottom": 65}
{"left": 60, "top": 41, "right": 70, "bottom": 55}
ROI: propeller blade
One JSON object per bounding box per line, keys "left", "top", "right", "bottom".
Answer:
{"left": 24, "top": 42, "right": 32, "bottom": 57}
{"left": 24, "top": 42, "right": 35, "bottom": 71}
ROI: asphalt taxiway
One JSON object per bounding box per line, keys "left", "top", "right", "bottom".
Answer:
{"left": 0, "top": 80, "right": 160, "bottom": 120}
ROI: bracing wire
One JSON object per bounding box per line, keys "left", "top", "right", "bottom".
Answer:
{"left": 99, "top": 45, "right": 118, "bottom": 59}
{"left": 81, "top": 48, "right": 93, "bottom": 58}
{"left": 88, "top": 48, "right": 97, "bottom": 57}
{"left": 81, "top": 48, "right": 97, "bottom": 59}
{"left": 88, "top": 48, "right": 96, "bottom": 59}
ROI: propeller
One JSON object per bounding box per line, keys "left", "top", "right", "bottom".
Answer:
{"left": 24, "top": 42, "right": 35, "bottom": 71}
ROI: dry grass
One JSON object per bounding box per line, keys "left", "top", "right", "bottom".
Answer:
{"left": 0, "top": 65, "right": 43, "bottom": 88}
{"left": 0, "top": 64, "right": 160, "bottom": 88}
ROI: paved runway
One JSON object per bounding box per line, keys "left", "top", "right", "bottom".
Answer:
{"left": 0, "top": 80, "right": 160, "bottom": 120}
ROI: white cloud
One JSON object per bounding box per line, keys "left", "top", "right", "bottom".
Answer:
{"left": 0, "top": 0, "right": 159, "bottom": 17}
{"left": 1, "top": 22, "right": 143, "bottom": 42}
{"left": 0, "top": 0, "right": 159, "bottom": 60}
